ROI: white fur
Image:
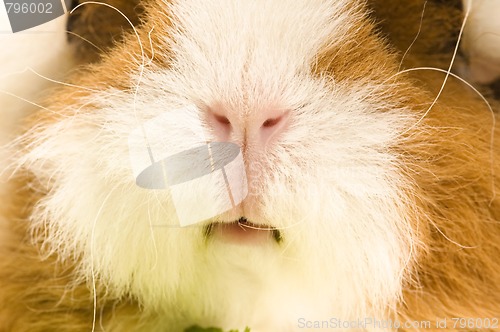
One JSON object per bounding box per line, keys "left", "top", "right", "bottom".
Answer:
{"left": 20, "top": 1, "right": 421, "bottom": 331}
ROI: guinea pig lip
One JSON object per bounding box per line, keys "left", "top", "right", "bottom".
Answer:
{"left": 204, "top": 218, "right": 282, "bottom": 243}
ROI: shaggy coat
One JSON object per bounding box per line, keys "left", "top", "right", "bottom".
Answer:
{"left": 1, "top": 0, "right": 499, "bottom": 331}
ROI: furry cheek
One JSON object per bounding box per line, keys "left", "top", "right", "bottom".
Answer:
{"left": 18, "top": 65, "right": 421, "bottom": 326}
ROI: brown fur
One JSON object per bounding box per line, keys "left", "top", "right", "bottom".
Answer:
{"left": 370, "top": 0, "right": 463, "bottom": 68}
{"left": 67, "top": 0, "right": 145, "bottom": 63}
{"left": 397, "top": 75, "right": 500, "bottom": 330}
{"left": 371, "top": 1, "right": 500, "bottom": 327}
{"left": 0, "top": 175, "right": 159, "bottom": 330}
{"left": 1, "top": 0, "right": 499, "bottom": 331}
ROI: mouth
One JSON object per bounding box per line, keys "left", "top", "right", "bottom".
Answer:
{"left": 204, "top": 217, "right": 282, "bottom": 245}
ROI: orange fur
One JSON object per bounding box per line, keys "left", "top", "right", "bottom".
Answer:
{"left": 1, "top": 0, "right": 499, "bottom": 331}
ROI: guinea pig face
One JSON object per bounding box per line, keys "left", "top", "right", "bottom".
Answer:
{"left": 22, "top": 0, "right": 423, "bottom": 328}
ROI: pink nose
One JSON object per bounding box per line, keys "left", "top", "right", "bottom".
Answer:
{"left": 207, "top": 106, "right": 290, "bottom": 145}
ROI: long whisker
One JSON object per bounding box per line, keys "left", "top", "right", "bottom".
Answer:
{"left": 89, "top": 183, "right": 121, "bottom": 332}
{"left": 398, "top": 0, "right": 472, "bottom": 136}
{"left": 66, "top": 30, "right": 105, "bottom": 53}
{"left": 398, "top": 1, "right": 428, "bottom": 72}
{"left": 396, "top": 66, "right": 496, "bottom": 204}
{"left": 71, "top": 1, "right": 155, "bottom": 167}
{"left": 0, "top": 89, "right": 52, "bottom": 111}
{"left": 0, "top": 66, "right": 101, "bottom": 93}
{"left": 146, "top": 27, "right": 156, "bottom": 66}
{"left": 68, "top": 4, "right": 149, "bottom": 331}
{"left": 147, "top": 196, "right": 159, "bottom": 271}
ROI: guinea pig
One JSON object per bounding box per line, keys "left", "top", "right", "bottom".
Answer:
{"left": 1, "top": 0, "right": 500, "bottom": 331}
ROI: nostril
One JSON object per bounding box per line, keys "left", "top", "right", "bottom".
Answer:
{"left": 207, "top": 107, "right": 232, "bottom": 141}
{"left": 262, "top": 116, "right": 282, "bottom": 128}
{"left": 215, "top": 114, "right": 231, "bottom": 125}
{"left": 261, "top": 110, "right": 290, "bottom": 129}
{"left": 259, "top": 110, "right": 290, "bottom": 144}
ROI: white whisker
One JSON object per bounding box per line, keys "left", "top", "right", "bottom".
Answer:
{"left": 89, "top": 183, "right": 121, "bottom": 332}
{"left": 396, "top": 66, "right": 496, "bottom": 204}
{"left": 0, "top": 89, "right": 52, "bottom": 111}
{"left": 66, "top": 30, "right": 105, "bottom": 54}
{"left": 398, "top": 1, "right": 428, "bottom": 72}
{"left": 397, "top": 0, "right": 472, "bottom": 135}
